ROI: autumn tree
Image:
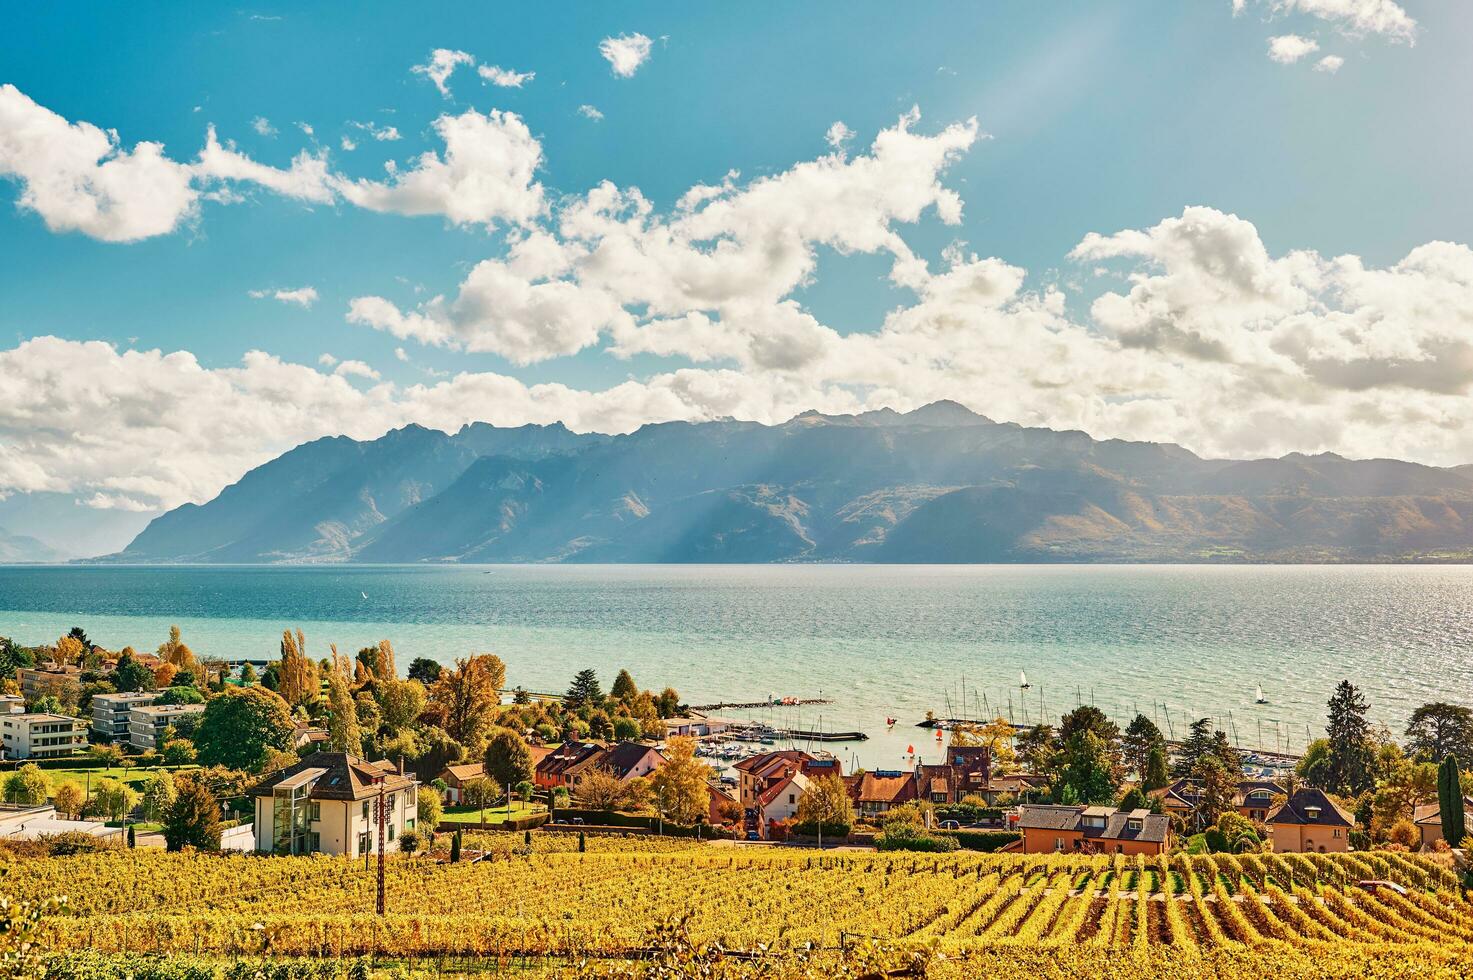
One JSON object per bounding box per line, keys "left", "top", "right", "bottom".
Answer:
{"left": 650, "top": 736, "right": 712, "bottom": 827}
{"left": 51, "top": 635, "right": 85, "bottom": 667}
{"left": 53, "top": 782, "right": 84, "bottom": 819}
{"left": 950, "top": 716, "right": 1017, "bottom": 772}
{"left": 575, "top": 770, "right": 632, "bottom": 811}
{"left": 610, "top": 669, "right": 638, "bottom": 703}
{"left": 326, "top": 651, "right": 363, "bottom": 755}
{"left": 164, "top": 774, "right": 222, "bottom": 852}
{"left": 794, "top": 772, "right": 854, "bottom": 836}
{"left": 89, "top": 777, "right": 139, "bottom": 822}
{"left": 377, "top": 678, "right": 427, "bottom": 733}
{"left": 139, "top": 769, "right": 177, "bottom": 823}
{"left": 429, "top": 654, "right": 505, "bottom": 755}
{"left": 484, "top": 727, "right": 535, "bottom": 791}
{"left": 157, "top": 625, "right": 201, "bottom": 679}
{"left": 1193, "top": 756, "right": 1238, "bottom": 831}
{"left": 276, "top": 628, "right": 319, "bottom": 708}
{"left": 3, "top": 765, "right": 49, "bottom": 806}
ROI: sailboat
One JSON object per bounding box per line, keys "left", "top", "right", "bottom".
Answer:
{"left": 360, "top": 591, "right": 368, "bottom": 600}
{"left": 1255, "top": 685, "right": 1269, "bottom": 705}
{"left": 1020, "top": 670, "right": 1031, "bottom": 691}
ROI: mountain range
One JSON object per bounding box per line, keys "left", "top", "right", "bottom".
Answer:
{"left": 0, "top": 525, "right": 67, "bottom": 563}
{"left": 106, "top": 402, "right": 1473, "bottom": 564}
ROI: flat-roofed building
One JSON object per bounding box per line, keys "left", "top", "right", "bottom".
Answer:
{"left": 127, "top": 702, "right": 204, "bottom": 750}
{"left": 16, "top": 665, "right": 82, "bottom": 703}
{"left": 91, "top": 691, "right": 160, "bottom": 741}
{"left": 0, "top": 712, "right": 86, "bottom": 760}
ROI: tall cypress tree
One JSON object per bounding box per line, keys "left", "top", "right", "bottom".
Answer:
{"left": 1439, "top": 755, "right": 1466, "bottom": 848}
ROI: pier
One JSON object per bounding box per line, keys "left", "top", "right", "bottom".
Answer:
{"left": 689, "top": 697, "right": 832, "bottom": 712}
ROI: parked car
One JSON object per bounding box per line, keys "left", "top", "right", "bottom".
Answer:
{"left": 746, "top": 830, "right": 760, "bottom": 841}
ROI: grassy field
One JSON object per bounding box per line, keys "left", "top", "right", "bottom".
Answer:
{"left": 5, "top": 835, "right": 1472, "bottom": 978}
{"left": 34, "top": 763, "right": 198, "bottom": 799}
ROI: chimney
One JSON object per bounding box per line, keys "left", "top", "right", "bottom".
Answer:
{"left": 397, "top": 754, "right": 405, "bottom": 775}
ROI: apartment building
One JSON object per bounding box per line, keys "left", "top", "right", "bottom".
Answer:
{"left": 16, "top": 665, "right": 82, "bottom": 703}
{"left": 126, "top": 702, "right": 204, "bottom": 750}
{"left": 91, "top": 691, "right": 160, "bottom": 741}
{"left": 0, "top": 713, "right": 86, "bottom": 760}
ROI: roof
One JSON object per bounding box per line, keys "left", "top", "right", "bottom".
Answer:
{"left": 1157, "top": 777, "right": 1285, "bottom": 809}
{"left": 92, "top": 692, "right": 159, "bottom": 705}
{"left": 595, "top": 742, "right": 664, "bottom": 780}
{"left": 130, "top": 703, "right": 204, "bottom": 718}
{"left": 536, "top": 741, "right": 608, "bottom": 779}
{"left": 856, "top": 771, "right": 917, "bottom": 806}
{"left": 1413, "top": 797, "right": 1473, "bottom": 826}
{"left": 2, "top": 713, "right": 81, "bottom": 725}
{"left": 441, "top": 762, "right": 485, "bottom": 785}
{"left": 733, "top": 750, "right": 814, "bottom": 778}
{"left": 1016, "top": 804, "right": 1171, "bottom": 843}
{"left": 757, "top": 771, "right": 812, "bottom": 809}
{"left": 1267, "top": 788, "right": 1355, "bottom": 827}
{"left": 249, "top": 752, "right": 416, "bottom": 801}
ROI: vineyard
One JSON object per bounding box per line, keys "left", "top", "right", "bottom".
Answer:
{"left": 7, "top": 837, "right": 1473, "bottom": 977}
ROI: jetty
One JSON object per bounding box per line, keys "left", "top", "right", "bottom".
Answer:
{"left": 689, "top": 697, "right": 832, "bottom": 712}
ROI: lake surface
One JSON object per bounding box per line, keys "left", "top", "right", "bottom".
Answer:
{"left": 2, "top": 564, "right": 1470, "bottom": 772}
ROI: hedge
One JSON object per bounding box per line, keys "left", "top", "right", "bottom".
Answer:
{"left": 938, "top": 829, "right": 1020, "bottom": 852}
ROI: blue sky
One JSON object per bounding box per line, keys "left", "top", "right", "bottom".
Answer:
{"left": 2, "top": 1, "right": 1471, "bottom": 555}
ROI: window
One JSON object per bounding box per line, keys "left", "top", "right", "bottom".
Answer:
{"left": 362, "top": 801, "right": 370, "bottom": 822}
{"left": 308, "top": 832, "right": 320, "bottom": 853}
{"left": 358, "top": 832, "right": 370, "bottom": 856}
{"left": 406, "top": 818, "right": 415, "bottom": 830}
{"left": 309, "top": 802, "right": 321, "bottom": 821}
{"left": 1054, "top": 838, "right": 1063, "bottom": 851}
{"left": 788, "top": 794, "right": 795, "bottom": 804}
{"left": 388, "top": 824, "right": 396, "bottom": 841}
{"left": 1115, "top": 845, "right": 1124, "bottom": 854}
{"left": 1127, "top": 819, "right": 1142, "bottom": 831}
{"left": 1333, "top": 828, "right": 1341, "bottom": 838}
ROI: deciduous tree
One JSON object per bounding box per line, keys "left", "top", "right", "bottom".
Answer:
{"left": 650, "top": 736, "right": 712, "bottom": 827}
{"left": 1406, "top": 703, "right": 1473, "bottom": 768}
{"left": 193, "top": 686, "right": 295, "bottom": 771}
{"left": 276, "top": 628, "right": 319, "bottom": 708}
{"left": 3, "top": 764, "right": 49, "bottom": 806}
{"left": 164, "top": 774, "right": 222, "bottom": 852}
{"left": 484, "top": 727, "right": 535, "bottom": 791}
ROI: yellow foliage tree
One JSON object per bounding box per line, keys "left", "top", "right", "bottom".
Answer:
{"left": 650, "top": 735, "right": 713, "bottom": 826}
{"left": 276, "top": 628, "right": 319, "bottom": 708}
{"left": 157, "top": 625, "right": 201, "bottom": 678}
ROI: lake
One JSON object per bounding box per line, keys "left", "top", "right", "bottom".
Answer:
{"left": 2, "top": 564, "right": 1470, "bottom": 772}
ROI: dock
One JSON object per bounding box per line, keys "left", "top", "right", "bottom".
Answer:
{"left": 689, "top": 697, "right": 833, "bottom": 712}
{"left": 771, "top": 728, "right": 867, "bottom": 742}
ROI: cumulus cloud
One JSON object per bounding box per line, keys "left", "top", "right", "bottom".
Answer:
{"left": 249, "top": 286, "right": 318, "bottom": 308}
{"left": 599, "top": 33, "right": 653, "bottom": 77}
{"left": 351, "top": 109, "right": 978, "bottom": 366}
{"left": 196, "top": 126, "right": 334, "bottom": 202}
{"left": 333, "top": 359, "right": 380, "bottom": 381}
{"left": 0, "top": 83, "right": 199, "bottom": 242}
{"left": 479, "top": 65, "right": 535, "bottom": 87}
{"left": 1315, "top": 54, "right": 1346, "bottom": 72}
{"left": 251, "top": 116, "right": 277, "bottom": 137}
{"left": 825, "top": 122, "right": 855, "bottom": 150}
{"left": 577, "top": 104, "right": 604, "bottom": 121}
{"left": 1274, "top": 0, "right": 1416, "bottom": 42}
{"left": 1267, "top": 34, "right": 1320, "bottom": 63}
{"left": 333, "top": 108, "right": 545, "bottom": 227}
{"left": 411, "top": 48, "right": 476, "bottom": 97}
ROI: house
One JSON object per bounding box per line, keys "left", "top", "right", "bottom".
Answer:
{"left": 91, "top": 691, "right": 159, "bottom": 741}
{"left": 912, "top": 747, "right": 1005, "bottom": 805}
{"left": 757, "top": 770, "right": 814, "bottom": 836}
{"left": 851, "top": 770, "right": 918, "bottom": 817}
{"left": 249, "top": 752, "right": 419, "bottom": 856}
{"left": 1267, "top": 788, "right": 1355, "bottom": 853}
{"left": 1155, "top": 778, "right": 1285, "bottom": 826}
{"left": 534, "top": 740, "right": 663, "bottom": 790}
{"left": 291, "top": 723, "right": 331, "bottom": 751}
{"left": 127, "top": 703, "right": 205, "bottom": 750}
{"left": 1412, "top": 797, "right": 1473, "bottom": 849}
{"left": 535, "top": 741, "right": 607, "bottom": 789}
{"left": 438, "top": 762, "right": 487, "bottom": 804}
{"left": 732, "top": 750, "right": 842, "bottom": 809}
{"left": 0, "top": 713, "right": 86, "bottom": 760}
{"left": 708, "top": 784, "right": 741, "bottom": 827}
{"left": 1018, "top": 804, "right": 1172, "bottom": 855}
{"left": 663, "top": 717, "right": 730, "bottom": 738}
{"left": 16, "top": 665, "right": 82, "bottom": 703}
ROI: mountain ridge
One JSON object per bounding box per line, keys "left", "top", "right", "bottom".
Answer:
{"left": 106, "top": 403, "right": 1473, "bottom": 564}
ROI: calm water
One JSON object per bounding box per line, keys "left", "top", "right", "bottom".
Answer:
{"left": 1, "top": 564, "right": 1470, "bottom": 771}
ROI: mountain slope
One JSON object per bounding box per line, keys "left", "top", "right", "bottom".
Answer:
{"left": 110, "top": 404, "right": 1473, "bottom": 563}
{"left": 0, "top": 526, "right": 68, "bottom": 563}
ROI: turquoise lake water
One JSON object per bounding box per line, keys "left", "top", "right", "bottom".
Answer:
{"left": 2, "top": 564, "right": 1470, "bottom": 772}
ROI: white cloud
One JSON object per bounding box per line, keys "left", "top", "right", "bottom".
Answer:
{"left": 394, "top": 347, "right": 410, "bottom": 362}
{"left": 333, "top": 359, "right": 380, "bottom": 381}
{"left": 333, "top": 108, "right": 545, "bottom": 227}
{"left": 251, "top": 116, "right": 277, "bottom": 137}
{"left": 0, "top": 83, "right": 198, "bottom": 242}
{"left": 195, "top": 126, "right": 334, "bottom": 203}
{"left": 577, "top": 104, "right": 604, "bottom": 121}
{"left": 340, "top": 135, "right": 358, "bottom": 152}
{"left": 249, "top": 286, "right": 319, "bottom": 308}
{"left": 297, "top": 122, "right": 314, "bottom": 137}
{"left": 411, "top": 48, "right": 476, "bottom": 98}
{"left": 599, "top": 33, "right": 653, "bottom": 78}
{"left": 1267, "top": 34, "right": 1320, "bottom": 63}
{"left": 1315, "top": 54, "right": 1346, "bottom": 72}
{"left": 318, "top": 353, "right": 338, "bottom": 367}
{"left": 1272, "top": 0, "right": 1416, "bottom": 42}
{"left": 825, "top": 121, "right": 855, "bottom": 150}
{"left": 351, "top": 121, "right": 401, "bottom": 142}
{"left": 478, "top": 65, "right": 535, "bottom": 87}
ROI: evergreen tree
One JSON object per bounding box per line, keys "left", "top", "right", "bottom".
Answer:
{"left": 1193, "top": 756, "right": 1237, "bottom": 831}
{"left": 1173, "top": 719, "right": 1214, "bottom": 778}
{"left": 610, "top": 669, "right": 638, "bottom": 703}
{"left": 566, "top": 668, "right": 603, "bottom": 709}
{"left": 1122, "top": 714, "right": 1164, "bottom": 781}
{"left": 450, "top": 828, "right": 462, "bottom": 863}
{"left": 1439, "top": 755, "right": 1466, "bottom": 848}
{"left": 1210, "top": 730, "right": 1243, "bottom": 778}
{"left": 407, "top": 657, "right": 442, "bottom": 685}
{"left": 1324, "top": 680, "right": 1376, "bottom": 796}
{"left": 1143, "top": 744, "right": 1170, "bottom": 791}
{"left": 113, "top": 651, "right": 155, "bottom": 693}
{"left": 240, "top": 663, "right": 258, "bottom": 685}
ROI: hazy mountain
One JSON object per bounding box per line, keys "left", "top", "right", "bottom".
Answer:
{"left": 109, "top": 401, "right": 1473, "bottom": 563}
{"left": 0, "top": 525, "right": 68, "bottom": 563}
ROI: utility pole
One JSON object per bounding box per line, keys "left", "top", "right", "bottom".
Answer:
{"left": 374, "top": 776, "right": 386, "bottom": 915}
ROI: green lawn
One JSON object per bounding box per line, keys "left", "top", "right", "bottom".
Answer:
{"left": 40, "top": 764, "right": 198, "bottom": 799}
{"left": 439, "top": 801, "right": 546, "bottom": 827}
